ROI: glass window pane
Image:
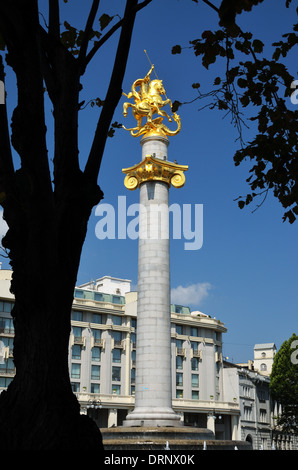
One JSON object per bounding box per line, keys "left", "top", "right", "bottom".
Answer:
{"left": 91, "top": 383, "right": 100, "bottom": 393}
{"left": 112, "top": 349, "right": 121, "bottom": 363}
{"left": 176, "top": 373, "right": 183, "bottom": 386}
{"left": 71, "top": 363, "right": 80, "bottom": 379}
{"left": 91, "top": 365, "right": 100, "bottom": 380}
{"left": 72, "top": 311, "right": 83, "bottom": 321}
{"left": 92, "top": 314, "right": 102, "bottom": 324}
{"left": 112, "top": 366, "right": 121, "bottom": 381}
{"left": 72, "top": 345, "right": 81, "bottom": 360}
{"left": 92, "top": 347, "right": 101, "bottom": 362}
{"left": 191, "top": 374, "right": 199, "bottom": 387}
{"left": 94, "top": 293, "right": 103, "bottom": 302}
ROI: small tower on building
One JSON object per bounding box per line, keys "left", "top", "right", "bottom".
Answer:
{"left": 254, "top": 343, "right": 277, "bottom": 376}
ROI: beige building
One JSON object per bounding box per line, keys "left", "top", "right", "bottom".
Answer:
{"left": 0, "top": 270, "right": 242, "bottom": 440}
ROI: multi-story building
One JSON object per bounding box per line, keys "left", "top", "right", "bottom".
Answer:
{"left": 223, "top": 362, "right": 273, "bottom": 449}
{"left": 3, "top": 268, "right": 291, "bottom": 449}
{"left": 0, "top": 269, "right": 241, "bottom": 440}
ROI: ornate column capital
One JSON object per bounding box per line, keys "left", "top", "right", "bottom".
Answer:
{"left": 122, "top": 154, "right": 188, "bottom": 190}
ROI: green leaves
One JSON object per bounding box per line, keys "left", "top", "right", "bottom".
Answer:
{"left": 270, "top": 334, "right": 298, "bottom": 433}
{"left": 176, "top": 17, "right": 297, "bottom": 222}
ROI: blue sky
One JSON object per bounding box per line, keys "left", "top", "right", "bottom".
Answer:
{"left": 1, "top": 0, "right": 297, "bottom": 363}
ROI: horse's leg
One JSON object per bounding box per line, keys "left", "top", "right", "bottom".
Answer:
{"left": 123, "top": 102, "right": 132, "bottom": 117}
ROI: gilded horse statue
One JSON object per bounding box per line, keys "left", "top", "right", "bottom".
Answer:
{"left": 122, "top": 65, "right": 181, "bottom": 138}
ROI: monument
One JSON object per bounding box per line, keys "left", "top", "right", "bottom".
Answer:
{"left": 121, "top": 64, "right": 188, "bottom": 427}
{"left": 101, "top": 65, "right": 251, "bottom": 449}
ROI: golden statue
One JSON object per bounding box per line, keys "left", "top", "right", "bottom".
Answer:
{"left": 122, "top": 65, "right": 181, "bottom": 138}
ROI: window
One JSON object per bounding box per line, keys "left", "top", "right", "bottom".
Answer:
{"left": 92, "top": 313, "right": 102, "bottom": 324}
{"left": 112, "top": 348, "right": 121, "bottom": 363}
{"left": 0, "top": 377, "right": 13, "bottom": 388}
{"left": 92, "top": 329, "right": 101, "bottom": 341}
{"left": 91, "top": 365, "right": 100, "bottom": 380}
{"left": 192, "top": 390, "right": 199, "bottom": 400}
{"left": 176, "top": 372, "right": 183, "bottom": 387}
{"left": 112, "top": 331, "right": 122, "bottom": 346}
{"left": 260, "top": 409, "right": 267, "bottom": 423}
{"left": 191, "top": 327, "right": 198, "bottom": 337}
{"left": 72, "top": 326, "right": 82, "bottom": 341}
{"left": 71, "top": 363, "right": 81, "bottom": 379}
{"left": 71, "top": 311, "right": 83, "bottom": 321}
{"left": 92, "top": 347, "right": 101, "bottom": 362}
{"left": 176, "top": 324, "right": 183, "bottom": 335}
{"left": 112, "top": 295, "right": 121, "bottom": 304}
{"left": 112, "top": 366, "right": 121, "bottom": 382}
{"left": 0, "top": 302, "right": 13, "bottom": 313}
{"left": 131, "top": 333, "right": 136, "bottom": 348}
{"left": 72, "top": 344, "right": 81, "bottom": 360}
{"left": 131, "top": 368, "right": 135, "bottom": 384}
{"left": 176, "top": 356, "right": 183, "bottom": 370}
{"left": 94, "top": 293, "right": 103, "bottom": 302}
{"left": 191, "top": 374, "right": 199, "bottom": 387}
{"left": 112, "top": 385, "right": 121, "bottom": 395}
{"left": 112, "top": 315, "right": 122, "bottom": 326}
{"left": 91, "top": 383, "right": 100, "bottom": 393}
{"left": 190, "top": 341, "right": 198, "bottom": 353}
{"left": 244, "top": 406, "right": 252, "bottom": 421}
{"left": 191, "top": 357, "right": 199, "bottom": 371}
{"left": 260, "top": 363, "right": 267, "bottom": 371}
{"left": 175, "top": 306, "right": 183, "bottom": 314}
{"left": 0, "top": 317, "right": 14, "bottom": 334}
{"left": 131, "top": 350, "right": 136, "bottom": 366}
{"left": 0, "top": 358, "right": 14, "bottom": 373}
{"left": 71, "top": 382, "right": 80, "bottom": 393}
{"left": 176, "top": 390, "right": 183, "bottom": 398}
{"left": 74, "top": 289, "right": 84, "bottom": 299}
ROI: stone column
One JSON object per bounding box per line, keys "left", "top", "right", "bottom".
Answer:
{"left": 122, "top": 135, "right": 187, "bottom": 427}
{"left": 126, "top": 136, "right": 179, "bottom": 426}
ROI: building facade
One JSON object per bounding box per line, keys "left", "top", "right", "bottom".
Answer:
{"left": 0, "top": 270, "right": 240, "bottom": 440}
{"left": 1, "top": 269, "right": 294, "bottom": 448}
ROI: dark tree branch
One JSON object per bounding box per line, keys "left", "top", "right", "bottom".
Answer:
{"left": 82, "top": 0, "right": 152, "bottom": 73}
{"left": 201, "top": 0, "right": 219, "bottom": 13}
{"left": 84, "top": 0, "right": 140, "bottom": 181}
{"left": 83, "top": 16, "right": 123, "bottom": 72}
{"left": 48, "top": 0, "right": 60, "bottom": 40}
{"left": 78, "top": 0, "right": 100, "bottom": 68}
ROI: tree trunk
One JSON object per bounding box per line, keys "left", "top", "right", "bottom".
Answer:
{"left": 0, "top": 0, "right": 104, "bottom": 450}
{"left": 0, "top": 0, "right": 140, "bottom": 449}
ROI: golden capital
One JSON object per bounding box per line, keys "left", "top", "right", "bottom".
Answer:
{"left": 122, "top": 155, "right": 188, "bottom": 190}
{"left": 122, "top": 65, "right": 181, "bottom": 139}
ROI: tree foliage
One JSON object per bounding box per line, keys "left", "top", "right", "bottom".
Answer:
{"left": 172, "top": 0, "right": 298, "bottom": 223}
{"left": 270, "top": 333, "right": 298, "bottom": 434}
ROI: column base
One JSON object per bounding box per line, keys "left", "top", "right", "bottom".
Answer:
{"left": 123, "top": 407, "right": 182, "bottom": 427}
